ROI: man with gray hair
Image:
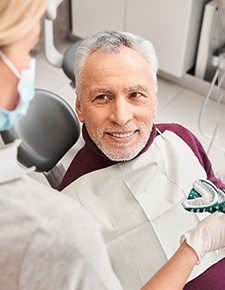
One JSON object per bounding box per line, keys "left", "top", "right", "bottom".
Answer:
{"left": 60, "top": 31, "right": 225, "bottom": 290}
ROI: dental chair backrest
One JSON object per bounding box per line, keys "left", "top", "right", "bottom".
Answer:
{"left": 1, "top": 89, "right": 80, "bottom": 189}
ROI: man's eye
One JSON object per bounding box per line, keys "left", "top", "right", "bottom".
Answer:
{"left": 93, "top": 94, "right": 110, "bottom": 104}
{"left": 96, "top": 94, "right": 108, "bottom": 100}
{"left": 130, "top": 92, "right": 142, "bottom": 98}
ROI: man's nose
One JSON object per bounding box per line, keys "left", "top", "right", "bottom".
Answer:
{"left": 109, "top": 97, "right": 133, "bottom": 126}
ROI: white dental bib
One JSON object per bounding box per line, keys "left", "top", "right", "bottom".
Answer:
{"left": 64, "top": 130, "right": 222, "bottom": 290}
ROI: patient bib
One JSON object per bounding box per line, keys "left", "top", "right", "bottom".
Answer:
{"left": 64, "top": 131, "right": 222, "bottom": 290}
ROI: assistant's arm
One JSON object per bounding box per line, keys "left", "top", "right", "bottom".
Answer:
{"left": 141, "top": 211, "right": 225, "bottom": 290}
{"left": 141, "top": 241, "right": 197, "bottom": 290}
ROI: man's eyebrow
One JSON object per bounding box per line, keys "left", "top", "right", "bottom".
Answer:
{"left": 89, "top": 88, "right": 113, "bottom": 96}
{"left": 125, "top": 85, "right": 149, "bottom": 93}
{"left": 89, "top": 85, "right": 149, "bottom": 96}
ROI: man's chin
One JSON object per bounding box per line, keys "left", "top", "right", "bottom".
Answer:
{"left": 101, "top": 146, "right": 140, "bottom": 162}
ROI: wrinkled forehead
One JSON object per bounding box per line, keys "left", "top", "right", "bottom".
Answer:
{"left": 84, "top": 46, "right": 149, "bottom": 72}
{"left": 81, "top": 47, "right": 155, "bottom": 96}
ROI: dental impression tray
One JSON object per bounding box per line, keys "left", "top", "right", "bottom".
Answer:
{"left": 182, "top": 179, "right": 225, "bottom": 213}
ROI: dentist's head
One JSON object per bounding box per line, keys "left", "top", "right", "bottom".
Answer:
{"left": 0, "top": 0, "right": 47, "bottom": 131}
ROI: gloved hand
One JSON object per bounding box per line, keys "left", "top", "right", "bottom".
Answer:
{"left": 182, "top": 179, "right": 225, "bottom": 213}
{"left": 180, "top": 211, "right": 225, "bottom": 262}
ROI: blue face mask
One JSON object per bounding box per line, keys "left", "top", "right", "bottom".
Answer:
{"left": 0, "top": 51, "right": 36, "bottom": 131}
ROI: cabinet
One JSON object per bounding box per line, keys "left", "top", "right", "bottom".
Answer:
{"left": 71, "top": 0, "right": 125, "bottom": 38}
{"left": 71, "top": 0, "right": 210, "bottom": 77}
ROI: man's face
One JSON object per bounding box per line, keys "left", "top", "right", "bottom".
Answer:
{"left": 76, "top": 46, "right": 158, "bottom": 161}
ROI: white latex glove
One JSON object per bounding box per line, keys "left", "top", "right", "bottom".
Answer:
{"left": 180, "top": 211, "right": 225, "bottom": 262}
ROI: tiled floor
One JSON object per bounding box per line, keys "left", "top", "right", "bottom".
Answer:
{"left": 1, "top": 47, "right": 225, "bottom": 184}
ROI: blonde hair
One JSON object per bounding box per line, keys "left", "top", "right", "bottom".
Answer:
{"left": 0, "top": 0, "right": 47, "bottom": 46}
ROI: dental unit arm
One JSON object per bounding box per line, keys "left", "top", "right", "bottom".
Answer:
{"left": 198, "top": 43, "right": 225, "bottom": 153}
{"left": 198, "top": 0, "right": 225, "bottom": 153}
{"left": 44, "top": 0, "right": 64, "bottom": 67}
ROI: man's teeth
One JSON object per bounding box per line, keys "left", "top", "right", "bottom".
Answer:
{"left": 111, "top": 132, "right": 134, "bottom": 138}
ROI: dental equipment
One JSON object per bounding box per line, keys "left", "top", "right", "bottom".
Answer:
{"left": 182, "top": 179, "right": 225, "bottom": 213}
{"left": 198, "top": 44, "right": 225, "bottom": 154}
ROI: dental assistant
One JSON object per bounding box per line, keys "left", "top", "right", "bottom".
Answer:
{"left": 0, "top": 1, "right": 121, "bottom": 289}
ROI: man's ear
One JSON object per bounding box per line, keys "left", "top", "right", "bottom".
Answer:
{"left": 75, "top": 96, "right": 84, "bottom": 122}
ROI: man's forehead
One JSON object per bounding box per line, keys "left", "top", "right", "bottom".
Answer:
{"left": 84, "top": 46, "right": 146, "bottom": 65}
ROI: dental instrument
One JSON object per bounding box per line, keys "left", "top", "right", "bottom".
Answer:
{"left": 182, "top": 179, "right": 225, "bottom": 213}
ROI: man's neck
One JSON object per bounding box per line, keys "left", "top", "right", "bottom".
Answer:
{"left": 82, "top": 124, "right": 157, "bottom": 163}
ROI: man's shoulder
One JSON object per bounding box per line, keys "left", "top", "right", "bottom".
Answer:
{"left": 156, "top": 123, "right": 190, "bottom": 133}
{"left": 156, "top": 123, "right": 195, "bottom": 141}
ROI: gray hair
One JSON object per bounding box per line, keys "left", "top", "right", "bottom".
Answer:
{"left": 74, "top": 31, "right": 159, "bottom": 96}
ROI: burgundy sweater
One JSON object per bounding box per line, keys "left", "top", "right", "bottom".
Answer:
{"left": 60, "top": 123, "right": 225, "bottom": 289}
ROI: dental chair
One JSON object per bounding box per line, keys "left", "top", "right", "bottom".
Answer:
{"left": 45, "top": 0, "right": 82, "bottom": 87}
{"left": 0, "top": 89, "right": 80, "bottom": 189}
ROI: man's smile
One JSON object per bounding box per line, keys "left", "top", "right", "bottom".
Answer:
{"left": 106, "top": 130, "right": 137, "bottom": 138}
